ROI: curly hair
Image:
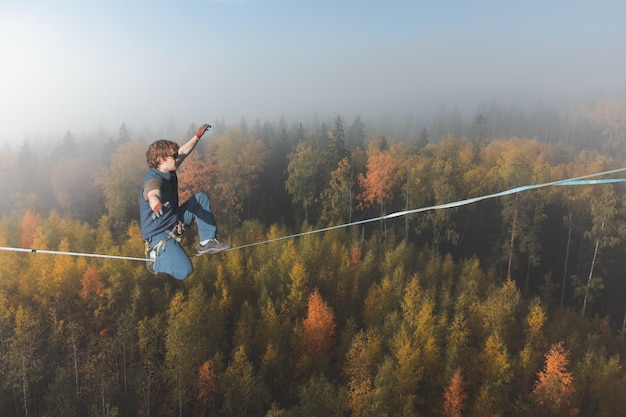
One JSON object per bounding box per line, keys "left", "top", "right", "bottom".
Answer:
{"left": 146, "top": 140, "right": 179, "bottom": 168}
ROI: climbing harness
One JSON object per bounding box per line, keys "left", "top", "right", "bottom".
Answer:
{"left": 145, "top": 222, "right": 185, "bottom": 258}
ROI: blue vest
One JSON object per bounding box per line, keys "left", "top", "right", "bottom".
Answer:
{"left": 139, "top": 168, "right": 179, "bottom": 240}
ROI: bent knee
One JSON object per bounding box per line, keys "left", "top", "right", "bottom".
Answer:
{"left": 194, "top": 191, "right": 210, "bottom": 204}
{"left": 170, "top": 263, "right": 193, "bottom": 280}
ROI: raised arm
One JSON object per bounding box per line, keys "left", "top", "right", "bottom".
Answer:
{"left": 177, "top": 123, "right": 211, "bottom": 164}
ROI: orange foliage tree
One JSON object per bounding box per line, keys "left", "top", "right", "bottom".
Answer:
{"left": 532, "top": 342, "right": 578, "bottom": 417}
{"left": 79, "top": 266, "right": 104, "bottom": 299}
{"left": 197, "top": 360, "right": 217, "bottom": 413}
{"left": 211, "top": 130, "right": 268, "bottom": 233}
{"left": 177, "top": 152, "right": 218, "bottom": 203}
{"left": 442, "top": 367, "right": 467, "bottom": 417}
{"left": 357, "top": 151, "right": 395, "bottom": 215}
{"left": 301, "top": 289, "right": 336, "bottom": 368}
{"left": 20, "top": 210, "right": 40, "bottom": 248}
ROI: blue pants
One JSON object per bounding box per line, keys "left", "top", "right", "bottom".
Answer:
{"left": 152, "top": 192, "right": 218, "bottom": 279}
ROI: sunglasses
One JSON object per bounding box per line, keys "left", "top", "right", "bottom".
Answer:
{"left": 168, "top": 153, "right": 178, "bottom": 160}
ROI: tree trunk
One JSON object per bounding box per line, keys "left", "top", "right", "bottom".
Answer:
{"left": 146, "top": 370, "right": 151, "bottom": 417}
{"left": 432, "top": 214, "right": 443, "bottom": 258}
{"left": 561, "top": 210, "right": 572, "bottom": 308}
{"left": 582, "top": 219, "right": 604, "bottom": 318}
{"left": 349, "top": 167, "right": 354, "bottom": 224}
{"left": 525, "top": 254, "right": 531, "bottom": 295}
{"left": 123, "top": 341, "right": 127, "bottom": 395}
{"left": 405, "top": 170, "right": 410, "bottom": 243}
{"left": 22, "top": 356, "right": 29, "bottom": 417}
{"left": 178, "top": 372, "right": 183, "bottom": 417}
{"left": 379, "top": 202, "right": 384, "bottom": 236}
{"left": 582, "top": 236, "right": 600, "bottom": 318}
{"left": 507, "top": 194, "right": 519, "bottom": 279}
{"left": 101, "top": 376, "right": 106, "bottom": 417}
{"left": 71, "top": 331, "right": 79, "bottom": 398}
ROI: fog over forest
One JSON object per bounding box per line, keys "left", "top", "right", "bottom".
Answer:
{"left": 3, "top": 1, "right": 626, "bottom": 145}
{"left": 3, "top": 91, "right": 624, "bottom": 154}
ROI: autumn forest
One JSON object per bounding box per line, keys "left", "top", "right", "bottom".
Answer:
{"left": 3, "top": 99, "right": 626, "bottom": 417}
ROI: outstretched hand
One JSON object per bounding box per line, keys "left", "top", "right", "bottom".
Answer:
{"left": 196, "top": 123, "right": 211, "bottom": 139}
{"left": 152, "top": 202, "right": 164, "bottom": 219}
{"left": 151, "top": 201, "right": 170, "bottom": 219}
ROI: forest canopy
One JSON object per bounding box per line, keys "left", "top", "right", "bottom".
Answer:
{"left": 2, "top": 99, "right": 626, "bottom": 416}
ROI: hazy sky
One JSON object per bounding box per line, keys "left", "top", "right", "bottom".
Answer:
{"left": 1, "top": 0, "right": 626, "bottom": 143}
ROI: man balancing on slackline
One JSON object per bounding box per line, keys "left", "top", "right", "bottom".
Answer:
{"left": 139, "top": 123, "right": 230, "bottom": 279}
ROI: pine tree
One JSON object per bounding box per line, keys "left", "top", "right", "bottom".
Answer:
{"left": 347, "top": 116, "right": 366, "bottom": 149}
{"left": 286, "top": 141, "right": 325, "bottom": 222}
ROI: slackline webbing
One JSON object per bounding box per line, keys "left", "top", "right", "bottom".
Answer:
{"left": 0, "top": 247, "right": 148, "bottom": 262}
{"left": 1, "top": 166, "right": 626, "bottom": 262}
{"left": 219, "top": 168, "right": 626, "bottom": 252}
